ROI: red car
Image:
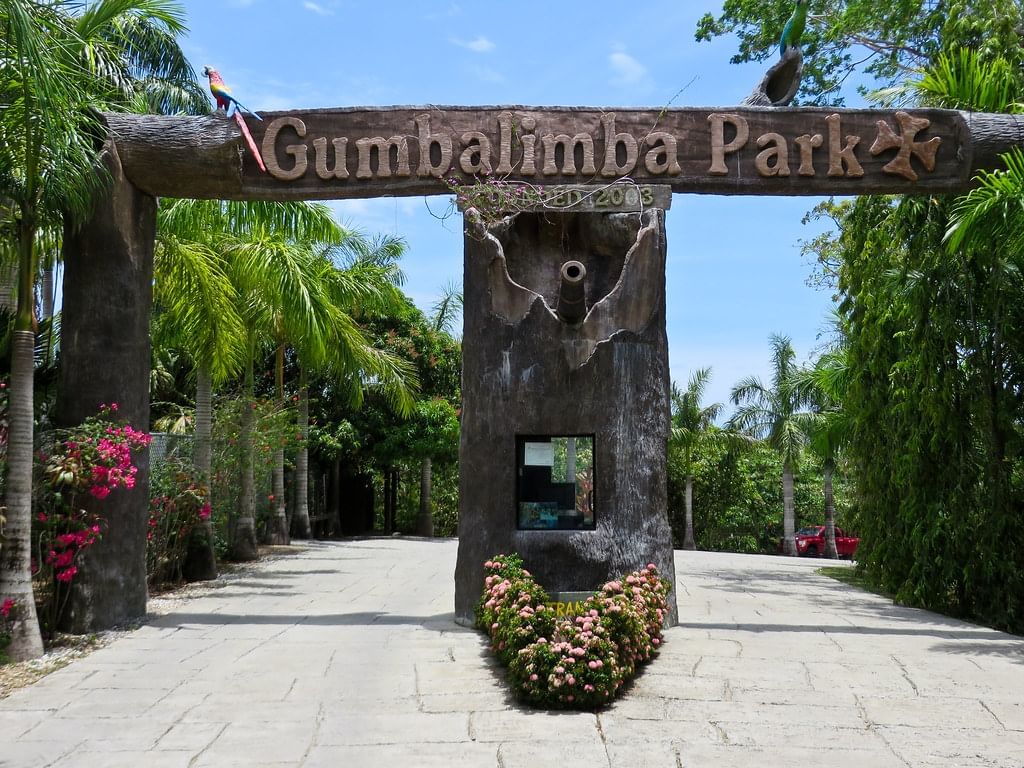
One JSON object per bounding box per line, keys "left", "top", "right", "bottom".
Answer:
{"left": 794, "top": 525, "right": 859, "bottom": 559}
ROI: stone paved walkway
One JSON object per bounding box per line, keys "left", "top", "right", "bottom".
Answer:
{"left": 3, "top": 540, "right": 1023, "bottom": 767}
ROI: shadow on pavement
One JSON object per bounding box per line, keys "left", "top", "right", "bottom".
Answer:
{"left": 152, "top": 611, "right": 473, "bottom": 631}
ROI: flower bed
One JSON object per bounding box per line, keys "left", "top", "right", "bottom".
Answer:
{"left": 475, "top": 554, "right": 671, "bottom": 709}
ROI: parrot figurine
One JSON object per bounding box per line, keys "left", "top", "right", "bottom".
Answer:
{"left": 203, "top": 66, "right": 266, "bottom": 173}
{"left": 779, "top": 0, "right": 808, "bottom": 58}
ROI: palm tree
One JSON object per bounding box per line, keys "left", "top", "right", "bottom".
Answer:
{"left": 0, "top": 0, "right": 200, "bottom": 660}
{"left": 157, "top": 198, "right": 346, "bottom": 555}
{"left": 154, "top": 199, "right": 247, "bottom": 575}
{"left": 729, "top": 334, "right": 811, "bottom": 556}
{"left": 794, "top": 342, "right": 851, "bottom": 559}
{"left": 669, "top": 368, "right": 724, "bottom": 550}
{"left": 219, "top": 233, "right": 332, "bottom": 558}
{"left": 431, "top": 281, "right": 464, "bottom": 338}
{"left": 412, "top": 281, "right": 464, "bottom": 536}
{"left": 285, "top": 237, "right": 416, "bottom": 539}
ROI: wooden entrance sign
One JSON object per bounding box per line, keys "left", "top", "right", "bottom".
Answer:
{"left": 104, "top": 107, "right": 1024, "bottom": 201}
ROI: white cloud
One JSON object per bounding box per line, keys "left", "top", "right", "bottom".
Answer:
{"left": 608, "top": 50, "right": 648, "bottom": 87}
{"left": 451, "top": 36, "right": 495, "bottom": 53}
{"left": 303, "top": 1, "right": 333, "bottom": 15}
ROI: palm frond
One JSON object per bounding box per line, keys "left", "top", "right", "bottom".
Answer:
{"left": 431, "top": 281, "right": 463, "bottom": 335}
{"left": 730, "top": 375, "right": 770, "bottom": 408}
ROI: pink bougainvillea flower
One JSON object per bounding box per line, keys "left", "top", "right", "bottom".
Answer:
{"left": 1, "top": 598, "right": 15, "bottom": 617}
{"left": 56, "top": 566, "right": 78, "bottom": 583}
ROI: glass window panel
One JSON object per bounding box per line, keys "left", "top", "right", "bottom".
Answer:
{"left": 516, "top": 435, "right": 595, "bottom": 530}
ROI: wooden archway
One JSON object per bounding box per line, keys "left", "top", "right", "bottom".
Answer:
{"left": 59, "top": 103, "right": 1024, "bottom": 630}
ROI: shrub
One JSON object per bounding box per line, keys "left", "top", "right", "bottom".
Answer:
{"left": 33, "top": 404, "right": 150, "bottom": 634}
{"left": 476, "top": 554, "right": 672, "bottom": 709}
{"left": 0, "top": 598, "right": 15, "bottom": 664}
{"left": 148, "top": 458, "right": 211, "bottom": 586}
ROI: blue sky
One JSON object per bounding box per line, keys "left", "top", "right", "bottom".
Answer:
{"left": 175, "top": 0, "right": 850, "bottom": 411}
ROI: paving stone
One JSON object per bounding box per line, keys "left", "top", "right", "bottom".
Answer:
{"left": 418, "top": 691, "right": 513, "bottom": 713}
{"left": 191, "top": 720, "right": 315, "bottom": 765}
{"left": 315, "top": 711, "right": 470, "bottom": 746}
{"left": 495, "top": 739, "right": 608, "bottom": 768}
{"left": 469, "top": 709, "right": 599, "bottom": 743}
{"left": 858, "top": 695, "right": 1003, "bottom": 729}
{"left": 984, "top": 699, "right": 1024, "bottom": 731}
{"left": 303, "top": 743, "right": 498, "bottom": 768}
{"left": 677, "top": 743, "right": 907, "bottom": 767}
{"left": 50, "top": 750, "right": 194, "bottom": 768}
{"left": 18, "top": 716, "right": 173, "bottom": 749}
{"left": 153, "top": 721, "right": 228, "bottom": 751}
{"left": 0, "top": 709, "right": 51, "bottom": 739}
{"left": 0, "top": 738, "right": 82, "bottom": 768}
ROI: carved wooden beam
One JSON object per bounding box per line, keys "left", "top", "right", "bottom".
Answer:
{"left": 103, "top": 107, "right": 1024, "bottom": 201}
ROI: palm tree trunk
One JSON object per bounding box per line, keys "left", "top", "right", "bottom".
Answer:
{"left": 40, "top": 265, "right": 55, "bottom": 320}
{"left": 823, "top": 461, "right": 839, "bottom": 559}
{"left": 0, "top": 263, "right": 15, "bottom": 313}
{"left": 416, "top": 456, "right": 433, "bottom": 537}
{"left": 184, "top": 362, "right": 217, "bottom": 580}
{"left": 382, "top": 470, "right": 393, "bottom": 534}
{"left": 683, "top": 474, "right": 697, "bottom": 550}
{"left": 290, "top": 374, "right": 311, "bottom": 539}
{"left": 269, "top": 344, "right": 288, "bottom": 544}
{"left": 782, "top": 462, "right": 797, "bottom": 556}
{"left": 329, "top": 459, "right": 341, "bottom": 533}
{"left": 270, "top": 448, "right": 288, "bottom": 543}
{"left": 231, "top": 340, "right": 258, "bottom": 561}
{"left": 0, "top": 329, "right": 45, "bottom": 660}
{"left": 195, "top": 362, "right": 213, "bottom": 488}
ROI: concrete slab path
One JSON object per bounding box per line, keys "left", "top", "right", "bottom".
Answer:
{"left": 3, "top": 540, "right": 1022, "bottom": 767}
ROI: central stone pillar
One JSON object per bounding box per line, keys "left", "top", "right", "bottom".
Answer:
{"left": 454, "top": 186, "right": 677, "bottom": 626}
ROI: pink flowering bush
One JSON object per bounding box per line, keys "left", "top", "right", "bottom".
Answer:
{"left": 476, "top": 554, "right": 555, "bottom": 665}
{"left": 0, "top": 598, "right": 16, "bottom": 664}
{"left": 476, "top": 555, "right": 672, "bottom": 709}
{"left": 42, "top": 404, "right": 151, "bottom": 501}
{"left": 147, "top": 457, "right": 212, "bottom": 586}
{"left": 33, "top": 404, "right": 150, "bottom": 633}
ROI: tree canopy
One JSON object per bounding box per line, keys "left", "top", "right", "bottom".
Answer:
{"left": 695, "top": 0, "right": 1024, "bottom": 104}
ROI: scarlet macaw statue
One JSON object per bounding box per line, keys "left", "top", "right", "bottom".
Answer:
{"left": 203, "top": 66, "right": 267, "bottom": 172}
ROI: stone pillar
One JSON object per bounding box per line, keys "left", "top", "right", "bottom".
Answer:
{"left": 454, "top": 193, "right": 677, "bottom": 627}
{"left": 58, "top": 142, "right": 155, "bottom": 632}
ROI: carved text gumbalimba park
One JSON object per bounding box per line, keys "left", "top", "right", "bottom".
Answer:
{"left": 260, "top": 110, "right": 943, "bottom": 186}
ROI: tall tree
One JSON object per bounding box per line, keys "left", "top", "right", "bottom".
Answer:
{"left": 285, "top": 234, "right": 415, "bottom": 540}
{"left": 822, "top": 49, "right": 1024, "bottom": 629}
{"left": 669, "top": 368, "right": 725, "bottom": 550}
{"left": 0, "top": 0, "right": 200, "bottom": 660}
{"left": 794, "top": 342, "right": 851, "bottom": 559}
{"left": 695, "top": 0, "right": 1024, "bottom": 104}
{"left": 729, "top": 335, "right": 811, "bottom": 556}
{"left": 220, "top": 230, "right": 335, "bottom": 558}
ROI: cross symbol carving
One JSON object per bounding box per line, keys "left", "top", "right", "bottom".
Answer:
{"left": 870, "top": 111, "right": 942, "bottom": 182}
